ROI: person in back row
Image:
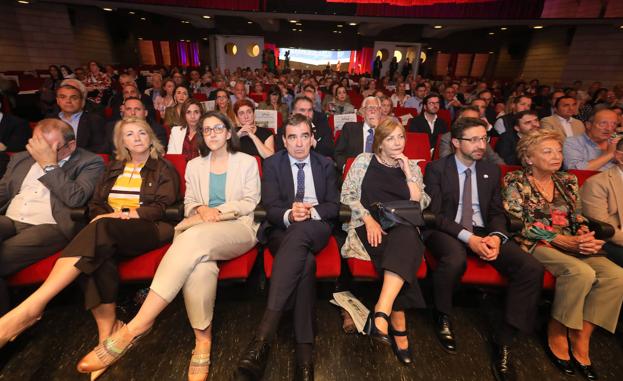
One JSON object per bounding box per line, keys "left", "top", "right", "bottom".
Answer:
{"left": 495, "top": 110, "right": 541, "bottom": 166}
{"left": 335, "top": 96, "right": 382, "bottom": 172}
{"left": 407, "top": 93, "right": 448, "bottom": 149}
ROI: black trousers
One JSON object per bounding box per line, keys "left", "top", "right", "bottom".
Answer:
{"left": 0, "top": 216, "right": 68, "bottom": 315}
{"left": 604, "top": 242, "right": 623, "bottom": 268}
{"left": 266, "top": 220, "right": 332, "bottom": 344}
{"left": 60, "top": 218, "right": 170, "bottom": 310}
{"left": 424, "top": 229, "right": 544, "bottom": 333}
{"left": 355, "top": 224, "right": 426, "bottom": 310}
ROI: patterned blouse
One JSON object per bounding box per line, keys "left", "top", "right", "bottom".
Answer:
{"left": 340, "top": 153, "right": 430, "bottom": 260}
{"left": 82, "top": 72, "right": 111, "bottom": 104}
{"left": 502, "top": 169, "right": 589, "bottom": 253}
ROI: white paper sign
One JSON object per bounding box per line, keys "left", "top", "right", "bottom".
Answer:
{"left": 254, "top": 109, "right": 278, "bottom": 133}
{"left": 332, "top": 113, "right": 357, "bottom": 135}
{"left": 201, "top": 100, "right": 215, "bottom": 112}
{"left": 399, "top": 113, "right": 413, "bottom": 126}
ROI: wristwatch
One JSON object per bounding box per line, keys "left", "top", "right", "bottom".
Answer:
{"left": 43, "top": 164, "right": 59, "bottom": 173}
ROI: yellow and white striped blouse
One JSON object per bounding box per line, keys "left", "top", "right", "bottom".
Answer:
{"left": 108, "top": 162, "right": 145, "bottom": 212}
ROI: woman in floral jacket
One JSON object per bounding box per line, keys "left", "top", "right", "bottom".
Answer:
{"left": 502, "top": 128, "right": 623, "bottom": 380}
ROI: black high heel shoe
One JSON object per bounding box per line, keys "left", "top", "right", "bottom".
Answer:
{"left": 389, "top": 326, "right": 413, "bottom": 365}
{"left": 570, "top": 352, "right": 598, "bottom": 380}
{"left": 543, "top": 338, "right": 574, "bottom": 376}
{"left": 364, "top": 311, "right": 391, "bottom": 346}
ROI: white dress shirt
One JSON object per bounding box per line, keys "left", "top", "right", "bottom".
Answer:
{"left": 361, "top": 122, "right": 374, "bottom": 152}
{"left": 282, "top": 154, "right": 321, "bottom": 227}
{"left": 556, "top": 114, "right": 574, "bottom": 137}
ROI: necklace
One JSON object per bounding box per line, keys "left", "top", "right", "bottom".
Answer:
{"left": 377, "top": 155, "right": 400, "bottom": 168}
{"left": 531, "top": 176, "right": 554, "bottom": 201}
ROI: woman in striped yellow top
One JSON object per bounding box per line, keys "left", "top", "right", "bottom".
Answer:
{"left": 0, "top": 117, "right": 179, "bottom": 380}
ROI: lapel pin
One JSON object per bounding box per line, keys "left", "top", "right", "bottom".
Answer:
{"left": 483, "top": 174, "right": 489, "bottom": 179}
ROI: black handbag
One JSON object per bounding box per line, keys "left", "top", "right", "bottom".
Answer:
{"left": 370, "top": 200, "right": 425, "bottom": 230}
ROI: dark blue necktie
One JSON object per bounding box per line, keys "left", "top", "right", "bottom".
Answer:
{"left": 365, "top": 128, "right": 374, "bottom": 153}
{"left": 295, "top": 163, "right": 306, "bottom": 202}
{"left": 461, "top": 168, "right": 473, "bottom": 232}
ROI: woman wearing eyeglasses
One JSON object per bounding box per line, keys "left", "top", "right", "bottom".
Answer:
{"left": 77, "top": 111, "right": 261, "bottom": 381}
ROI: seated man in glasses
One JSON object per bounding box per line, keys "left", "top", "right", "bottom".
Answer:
{"left": 0, "top": 118, "right": 104, "bottom": 314}
{"left": 423, "top": 117, "right": 543, "bottom": 381}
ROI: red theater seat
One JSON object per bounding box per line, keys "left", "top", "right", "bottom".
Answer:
{"left": 104, "top": 107, "right": 113, "bottom": 119}
{"left": 437, "top": 109, "right": 452, "bottom": 127}
{"left": 192, "top": 93, "right": 208, "bottom": 102}
{"left": 264, "top": 236, "right": 341, "bottom": 279}
{"left": 568, "top": 169, "right": 600, "bottom": 187}
{"left": 347, "top": 258, "right": 427, "bottom": 280}
{"left": 8, "top": 252, "right": 61, "bottom": 286}
{"left": 394, "top": 107, "right": 418, "bottom": 118}
{"left": 404, "top": 132, "right": 431, "bottom": 160}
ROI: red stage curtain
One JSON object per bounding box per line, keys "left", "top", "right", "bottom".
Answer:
{"left": 169, "top": 41, "right": 180, "bottom": 67}
{"left": 329, "top": 0, "right": 544, "bottom": 18}
{"left": 348, "top": 47, "right": 373, "bottom": 75}
{"left": 126, "top": 0, "right": 260, "bottom": 11}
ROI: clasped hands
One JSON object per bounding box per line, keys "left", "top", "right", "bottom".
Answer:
{"left": 468, "top": 234, "right": 501, "bottom": 261}
{"left": 552, "top": 227, "right": 604, "bottom": 256}
{"left": 289, "top": 202, "right": 314, "bottom": 223}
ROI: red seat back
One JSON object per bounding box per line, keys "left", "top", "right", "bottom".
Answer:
{"left": 568, "top": 169, "right": 600, "bottom": 187}
{"left": 489, "top": 136, "right": 499, "bottom": 150}
{"left": 437, "top": 109, "right": 452, "bottom": 127}
{"left": 192, "top": 93, "right": 208, "bottom": 102}
{"left": 394, "top": 107, "right": 418, "bottom": 118}
{"left": 404, "top": 132, "right": 431, "bottom": 160}
{"left": 164, "top": 154, "right": 187, "bottom": 195}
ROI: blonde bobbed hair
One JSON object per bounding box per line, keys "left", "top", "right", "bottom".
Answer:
{"left": 516, "top": 128, "right": 565, "bottom": 168}
{"left": 112, "top": 117, "right": 165, "bottom": 161}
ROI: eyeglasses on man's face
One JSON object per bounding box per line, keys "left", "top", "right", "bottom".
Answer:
{"left": 456, "top": 135, "right": 490, "bottom": 144}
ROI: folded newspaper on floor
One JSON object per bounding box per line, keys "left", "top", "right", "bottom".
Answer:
{"left": 330, "top": 291, "right": 370, "bottom": 334}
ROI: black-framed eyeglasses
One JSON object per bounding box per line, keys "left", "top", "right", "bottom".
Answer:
{"left": 201, "top": 125, "right": 227, "bottom": 135}
{"left": 456, "top": 136, "right": 490, "bottom": 144}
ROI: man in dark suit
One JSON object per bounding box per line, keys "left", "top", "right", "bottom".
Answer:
{"left": 235, "top": 114, "right": 339, "bottom": 381}
{"left": 103, "top": 97, "right": 168, "bottom": 154}
{"left": 423, "top": 117, "right": 543, "bottom": 381}
{"left": 0, "top": 118, "right": 104, "bottom": 314}
{"left": 55, "top": 79, "right": 107, "bottom": 153}
{"left": 334, "top": 96, "right": 381, "bottom": 171}
{"left": 0, "top": 104, "right": 31, "bottom": 153}
{"left": 495, "top": 110, "right": 540, "bottom": 165}
{"left": 275, "top": 96, "right": 334, "bottom": 158}
{"left": 407, "top": 93, "right": 449, "bottom": 149}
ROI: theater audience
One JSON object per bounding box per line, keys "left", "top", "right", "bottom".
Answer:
{"left": 404, "top": 83, "right": 426, "bottom": 112}
{"left": 379, "top": 95, "right": 394, "bottom": 118}
{"left": 424, "top": 117, "right": 543, "bottom": 380}
{"left": 563, "top": 109, "right": 619, "bottom": 171}
{"left": 39, "top": 65, "right": 64, "bottom": 116}
{"left": 168, "top": 98, "right": 203, "bottom": 161}
{"left": 234, "top": 114, "right": 339, "bottom": 381}
{"left": 541, "top": 96, "right": 585, "bottom": 138}
{"left": 104, "top": 97, "right": 168, "bottom": 154}
{"left": 56, "top": 79, "right": 107, "bottom": 153}
{"left": 503, "top": 128, "right": 623, "bottom": 380}
{"left": 407, "top": 93, "right": 449, "bottom": 148}
{"left": 477, "top": 89, "right": 497, "bottom": 125}
{"left": 110, "top": 83, "right": 156, "bottom": 121}
{"left": 164, "top": 85, "right": 190, "bottom": 127}
{"left": 301, "top": 84, "right": 322, "bottom": 113}
{"left": 76, "top": 112, "right": 259, "bottom": 381}
{"left": 440, "top": 86, "right": 463, "bottom": 121}
{"left": 335, "top": 96, "right": 382, "bottom": 171}
{"left": 0, "top": 118, "right": 104, "bottom": 316}
{"left": 341, "top": 118, "right": 430, "bottom": 365}
{"left": 580, "top": 138, "right": 623, "bottom": 267}
{"left": 234, "top": 99, "right": 274, "bottom": 159}
{"left": 327, "top": 85, "right": 355, "bottom": 115}
{"left": 438, "top": 106, "right": 504, "bottom": 164}
{"left": 230, "top": 81, "right": 254, "bottom": 106}
{"left": 495, "top": 110, "right": 541, "bottom": 165}
{"left": 144, "top": 73, "right": 163, "bottom": 103}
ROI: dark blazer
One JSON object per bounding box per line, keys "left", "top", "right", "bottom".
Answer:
{"left": 424, "top": 155, "right": 508, "bottom": 238}
{"left": 258, "top": 150, "right": 339, "bottom": 241}
{"left": 103, "top": 118, "right": 168, "bottom": 155}
{"left": 407, "top": 113, "right": 448, "bottom": 149}
{"left": 495, "top": 131, "right": 521, "bottom": 165}
{"left": 55, "top": 111, "right": 107, "bottom": 153}
{"left": 334, "top": 121, "right": 365, "bottom": 172}
{"left": 0, "top": 114, "right": 31, "bottom": 152}
{"left": 0, "top": 149, "right": 105, "bottom": 239}
{"left": 274, "top": 111, "right": 335, "bottom": 158}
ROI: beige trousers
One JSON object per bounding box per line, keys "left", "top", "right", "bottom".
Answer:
{"left": 533, "top": 245, "right": 623, "bottom": 333}
{"left": 150, "top": 219, "right": 257, "bottom": 330}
